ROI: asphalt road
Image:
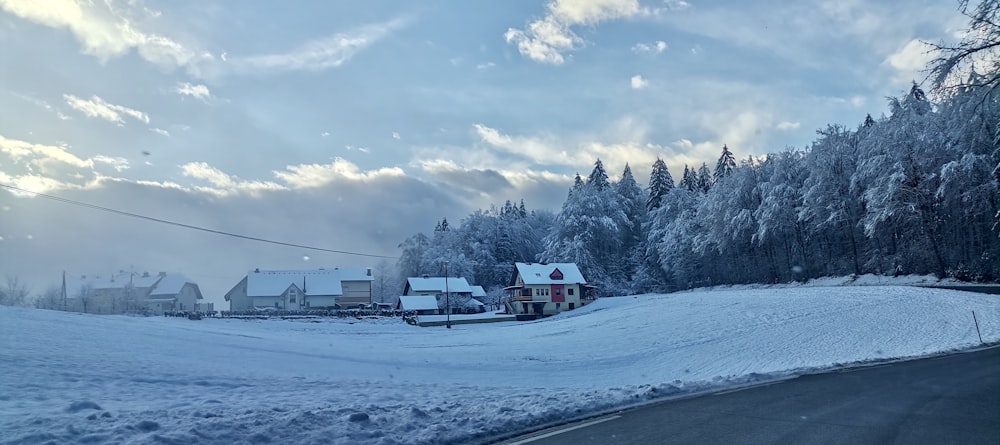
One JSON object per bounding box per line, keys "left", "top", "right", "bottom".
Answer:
{"left": 499, "top": 347, "right": 1000, "bottom": 445}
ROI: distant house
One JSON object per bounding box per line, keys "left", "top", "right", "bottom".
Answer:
{"left": 147, "top": 274, "right": 207, "bottom": 314}
{"left": 64, "top": 271, "right": 204, "bottom": 315}
{"left": 504, "top": 262, "right": 592, "bottom": 316}
{"left": 224, "top": 268, "right": 373, "bottom": 311}
{"left": 395, "top": 295, "right": 439, "bottom": 315}
{"left": 402, "top": 276, "right": 485, "bottom": 314}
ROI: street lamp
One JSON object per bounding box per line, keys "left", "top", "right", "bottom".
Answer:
{"left": 445, "top": 261, "right": 451, "bottom": 329}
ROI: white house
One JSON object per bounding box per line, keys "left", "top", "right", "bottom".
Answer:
{"left": 224, "top": 268, "right": 373, "bottom": 311}
{"left": 395, "top": 295, "right": 440, "bottom": 315}
{"left": 504, "top": 262, "right": 592, "bottom": 316}
{"left": 64, "top": 271, "right": 203, "bottom": 315}
{"left": 402, "top": 276, "right": 484, "bottom": 313}
{"left": 146, "top": 274, "right": 206, "bottom": 314}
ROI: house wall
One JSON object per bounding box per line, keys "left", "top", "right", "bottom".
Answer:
{"left": 510, "top": 283, "right": 583, "bottom": 315}
{"left": 340, "top": 280, "right": 372, "bottom": 306}
{"left": 175, "top": 283, "right": 199, "bottom": 311}
{"left": 226, "top": 278, "right": 252, "bottom": 311}
{"left": 305, "top": 296, "right": 337, "bottom": 308}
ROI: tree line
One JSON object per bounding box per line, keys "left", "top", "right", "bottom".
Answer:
{"left": 396, "top": 0, "right": 1000, "bottom": 295}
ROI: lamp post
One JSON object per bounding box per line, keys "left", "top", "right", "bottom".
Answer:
{"left": 445, "top": 261, "right": 451, "bottom": 329}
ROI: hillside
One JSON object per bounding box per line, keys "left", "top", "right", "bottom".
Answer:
{"left": 1, "top": 285, "right": 997, "bottom": 444}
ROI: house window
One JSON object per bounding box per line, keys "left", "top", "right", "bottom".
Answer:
{"left": 567, "top": 288, "right": 574, "bottom": 296}
{"left": 569, "top": 302, "right": 575, "bottom": 310}
{"left": 555, "top": 303, "right": 561, "bottom": 311}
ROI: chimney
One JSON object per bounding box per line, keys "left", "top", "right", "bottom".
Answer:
{"left": 158, "top": 272, "right": 166, "bottom": 277}
{"left": 366, "top": 268, "right": 372, "bottom": 276}
{"left": 142, "top": 271, "right": 150, "bottom": 278}
{"left": 254, "top": 268, "right": 260, "bottom": 273}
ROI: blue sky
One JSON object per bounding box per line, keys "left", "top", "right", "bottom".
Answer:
{"left": 0, "top": 0, "right": 968, "bottom": 300}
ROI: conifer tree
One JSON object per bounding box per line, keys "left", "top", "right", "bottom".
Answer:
{"left": 647, "top": 158, "right": 674, "bottom": 210}
{"left": 588, "top": 159, "right": 610, "bottom": 190}
{"left": 714, "top": 144, "right": 737, "bottom": 182}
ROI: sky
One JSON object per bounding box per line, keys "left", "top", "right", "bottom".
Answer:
{"left": 0, "top": 0, "right": 970, "bottom": 303}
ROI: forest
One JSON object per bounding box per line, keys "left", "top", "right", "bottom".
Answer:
{"left": 395, "top": 1, "right": 1000, "bottom": 297}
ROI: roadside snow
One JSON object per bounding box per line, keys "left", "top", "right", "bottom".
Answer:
{"left": 1, "top": 285, "right": 998, "bottom": 444}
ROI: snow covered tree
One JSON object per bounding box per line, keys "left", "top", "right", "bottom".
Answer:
{"left": 587, "top": 159, "right": 611, "bottom": 191}
{"left": 928, "top": 0, "right": 1000, "bottom": 96}
{"left": 0, "top": 275, "right": 28, "bottom": 306}
{"left": 680, "top": 165, "right": 698, "bottom": 192}
{"left": 646, "top": 158, "right": 675, "bottom": 210}
{"left": 714, "top": 144, "right": 737, "bottom": 182}
{"left": 697, "top": 163, "right": 713, "bottom": 193}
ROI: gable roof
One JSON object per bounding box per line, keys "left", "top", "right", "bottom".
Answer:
{"left": 149, "top": 274, "right": 200, "bottom": 298}
{"left": 246, "top": 269, "right": 344, "bottom": 297}
{"left": 406, "top": 276, "right": 473, "bottom": 294}
{"left": 397, "top": 295, "right": 439, "bottom": 311}
{"left": 65, "top": 271, "right": 162, "bottom": 294}
{"left": 470, "top": 285, "right": 486, "bottom": 298}
{"left": 514, "top": 263, "right": 587, "bottom": 285}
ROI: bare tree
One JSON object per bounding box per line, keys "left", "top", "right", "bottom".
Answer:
{"left": 34, "top": 285, "right": 62, "bottom": 310}
{"left": 928, "top": 1, "right": 1000, "bottom": 94}
{"left": 76, "top": 284, "right": 95, "bottom": 314}
{"left": 0, "top": 275, "right": 29, "bottom": 306}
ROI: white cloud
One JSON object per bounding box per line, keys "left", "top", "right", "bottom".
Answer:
{"left": 321, "top": 132, "right": 331, "bottom": 137}
{"left": 472, "top": 122, "right": 659, "bottom": 175}
{"left": 631, "top": 40, "right": 667, "bottom": 53}
{"left": 476, "top": 61, "right": 496, "bottom": 70}
{"left": 775, "top": 121, "right": 800, "bottom": 130}
{"left": 180, "top": 162, "right": 285, "bottom": 196}
{"left": 345, "top": 145, "right": 370, "bottom": 153}
{"left": 234, "top": 18, "right": 406, "bottom": 73}
{"left": 630, "top": 75, "right": 648, "bottom": 89}
{"left": 0, "top": 0, "right": 202, "bottom": 71}
{"left": 0, "top": 134, "right": 90, "bottom": 169}
{"left": 150, "top": 128, "right": 170, "bottom": 137}
{"left": 272, "top": 158, "right": 405, "bottom": 188}
{"left": 392, "top": 132, "right": 401, "bottom": 140}
{"left": 885, "top": 38, "right": 934, "bottom": 85}
{"left": 92, "top": 155, "right": 130, "bottom": 172}
{"left": 13, "top": 93, "right": 72, "bottom": 120}
{"left": 506, "top": 0, "right": 645, "bottom": 64}
{"left": 63, "top": 94, "right": 149, "bottom": 125}
{"left": 175, "top": 82, "right": 212, "bottom": 101}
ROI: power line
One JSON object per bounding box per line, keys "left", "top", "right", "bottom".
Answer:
{"left": 0, "top": 183, "right": 399, "bottom": 259}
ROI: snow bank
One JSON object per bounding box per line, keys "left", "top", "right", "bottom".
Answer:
{"left": 1, "top": 285, "right": 997, "bottom": 444}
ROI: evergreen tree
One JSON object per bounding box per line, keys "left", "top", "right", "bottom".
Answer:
{"left": 697, "top": 163, "right": 713, "bottom": 193}
{"left": 863, "top": 113, "right": 875, "bottom": 128}
{"left": 680, "top": 165, "right": 698, "bottom": 192}
{"left": 588, "top": 159, "right": 611, "bottom": 191}
{"left": 714, "top": 144, "right": 737, "bottom": 182}
{"left": 646, "top": 158, "right": 674, "bottom": 210}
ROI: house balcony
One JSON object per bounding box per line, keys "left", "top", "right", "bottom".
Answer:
{"left": 511, "top": 295, "right": 534, "bottom": 302}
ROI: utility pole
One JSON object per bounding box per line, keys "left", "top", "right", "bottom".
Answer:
{"left": 445, "top": 261, "right": 451, "bottom": 329}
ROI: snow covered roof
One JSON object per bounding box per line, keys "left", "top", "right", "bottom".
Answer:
{"left": 471, "top": 286, "right": 486, "bottom": 298}
{"left": 514, "top": 263, "right": 587, "bottom": 285}
{"left": 406, "top": 277, "right": 473, "bottom": 294}
{"left": 398, "top": 295, "right": 439, "bottom": 311}
{"left": 246, "top": 269, "right": 345, "bottom": 297}
{"left": 149, "top": 274, "right": 199, "bottom": 297}
{"left": 65, "top": 271, "right": 162, "bottom": 293}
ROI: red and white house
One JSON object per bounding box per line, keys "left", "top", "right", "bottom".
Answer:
{"left": 504, "top": 262, "right": 593, "bottom": 316}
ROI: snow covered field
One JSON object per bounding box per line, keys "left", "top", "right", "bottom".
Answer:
{"left": 2, "top": 284, "right": 998, "bottom": 445}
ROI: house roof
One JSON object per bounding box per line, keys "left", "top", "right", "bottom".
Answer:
{"left": 65, "top": 271, "right": 162, "bottom": 294}
{"left": 149, "top": 274, "right": 200, "bottom": 298}
{"left": 471, "top": 285, "right": 486, "bottom": 298}
{"left": 246, "top": 269, "right": 345, "bottom": 297}
{"left": 514, "top": 263, "right": 587, "bottom": 285}
{"left": 397, "top": 295, "right": 439, "bottom": 311}
{"left": 406, "top": 276, "right": 473, "bottom": 294}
